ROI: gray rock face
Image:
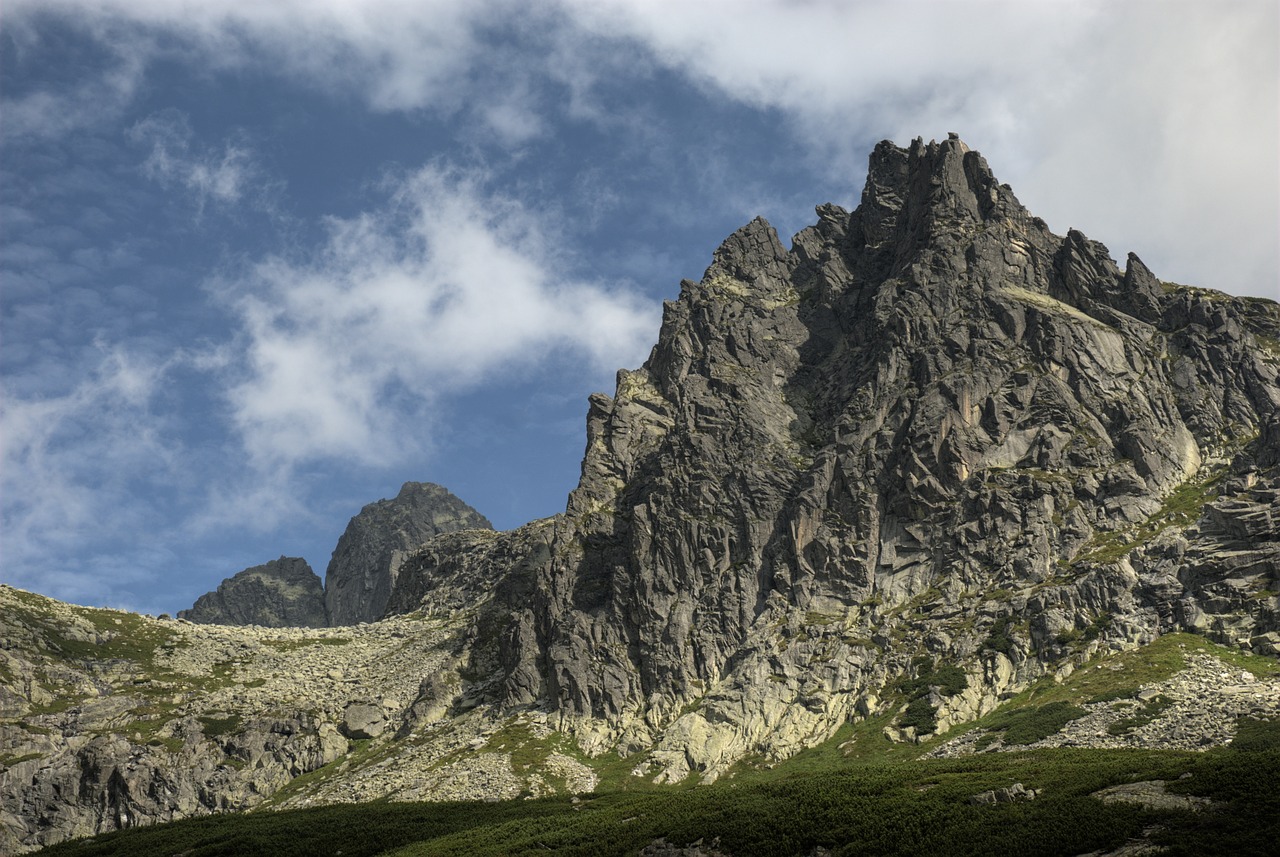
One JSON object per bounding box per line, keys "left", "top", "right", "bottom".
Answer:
{"left": 325, "top": 482, "right": 492, "bottom": 626}
{"left": 390, "top": 136, "right": 1280, "bottom": 777}
{"left": 178, "top": 557, "right": 325, "bottom": 628}
{"left": 340, "top": 702, "right": 387, "bottom": 739}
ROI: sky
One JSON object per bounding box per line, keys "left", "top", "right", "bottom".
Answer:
{"left": 2, "top": 0, "right": 1277, "bottom": 617}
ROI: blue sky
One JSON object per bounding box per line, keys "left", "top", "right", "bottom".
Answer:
{"left": 2, "top": 0, "right": 1277, "bottom": 616}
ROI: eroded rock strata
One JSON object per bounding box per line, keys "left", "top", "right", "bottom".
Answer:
{"left": 390, "top": 136, "right": 1280, "bottom": 779}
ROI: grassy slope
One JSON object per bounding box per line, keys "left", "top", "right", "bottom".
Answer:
{"left": 38, "top": 634, "right": 1280, "bottom": 857}
{"left": 37, "top": 742, "right": 1280, "bottom": 857}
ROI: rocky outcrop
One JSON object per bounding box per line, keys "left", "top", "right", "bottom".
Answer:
{"left": 929, "top": 650, "right": 1280, "bottom": 757}
{"left": 0, "top": 584, "right": 461, "bottom": 853}
{"left": 178, "top": 556, "right": 326, "bottom": 628}
{"left": 389, "top": 135, "right": 1280, "bottom": 779}
{"left": 325, "top": 482, "right": 493, "bottom": 626}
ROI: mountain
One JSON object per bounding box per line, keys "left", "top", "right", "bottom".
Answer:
{"left": 385, "top": 134, "right": 1280, "bottom": 779}
{"left": 325, "top": 481, "right": 494, "bottom": 626}
{"left": 3, "top": 136, "right": 1278, "bottom": 854}
{"left": 177, "top": 482, "right": 492, "bottom": 629}
{"left": 177, "top": 557, "right": 326, "bottom": 628}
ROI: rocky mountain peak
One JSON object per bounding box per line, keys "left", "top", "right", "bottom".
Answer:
{"left": 3, "top": 138, "right": 1279, "bottom": 851}
{"left": 856, "top": 135, "right": 1008, "bottom": 252}
{"left": 705, "top": 215, "right": 793, "bottom": 289}
{"left": 387, "top": 136, "right": 1279, "bottom": 780}
{"left": 325, "top": 481, "right": 493, "bottom": 625}
{"left": 178, "top": 556, "right": 325, "bottom": 628}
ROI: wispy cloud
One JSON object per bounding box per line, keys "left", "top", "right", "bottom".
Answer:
{"left": 0, "top": 342, "right": 183, "bottom": 607}
{"left": 5, "top": 0, "right": 508, "bottom": 112}
{"left": 0, "top": 23, "right": 152, "bottom": 140}
{"left": 216, "top": 163, "right": 657, "bottom": 472}
{"left": 129, "top": 112, "right": 267, "bottom": 217}
{"left": 10, "top": 0, "right": 1273, "bottom": 294}
{"left": 1, "top": 161, "right": 658, "bottom": 606}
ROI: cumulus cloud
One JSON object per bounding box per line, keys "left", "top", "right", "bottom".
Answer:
{"left": 560, "top": 0, "right": 1278, "bottom": 296}
{"left": 217, "top": 164, "right": 658, "bottom": 471}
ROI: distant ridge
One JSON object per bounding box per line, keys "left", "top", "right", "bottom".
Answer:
{"left": 179, "top": 482, "right": 492, "bottom": 628}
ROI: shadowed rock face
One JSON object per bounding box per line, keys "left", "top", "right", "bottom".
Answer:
{"left": 325, "top": 482, "right": 492, "bottom": 625}
{"left": 178, "top": 557, "right": 325, "bottom": 628}
{"left": 390, "top": 136, "right": 1280, "bottom": 777}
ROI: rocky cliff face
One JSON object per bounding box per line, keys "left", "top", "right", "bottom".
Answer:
{"left": 178, "top": 557, "right": 326, "bottom": 628}
{"left": 389, "top": 135, "right": 1280, "bottom": 779}
{"left": 325, "top": 482, "right": 493, "bottom": 626}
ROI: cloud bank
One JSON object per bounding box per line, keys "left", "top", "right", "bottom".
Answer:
{"left": 562, "top": 0, "right": 1278, "bottom": 295}
{"left": 220, "top": 165, "right": 657, "bottom": 471}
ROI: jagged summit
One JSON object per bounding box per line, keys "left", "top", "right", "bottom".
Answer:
{"left": 181, "top": 481, "right": 493, "bottom": 628}
{"left": 325, "top": 481, "right": 493, "bottom": 625}
{"left": 389, "top": 137, "right": 1280, "bottom": 779}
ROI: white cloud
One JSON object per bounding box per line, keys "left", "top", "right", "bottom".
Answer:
{"left": 0, "top": 343, "right": 182, "bottom": 606}
{"left": 129, "top": 111, "right": 264, "bottom": 216}
{"left": 559, "top": 0, "right": 1278, "bottom": 297}
{"left": 0, "top": 23, "right": 152, "bottom": 140}
{"left": 216, "top": 164, "right": 658, "bottom": 471}
{"left": 5, "top": 0, "right": 507, "bottom": 113}
{"left": 0, "top": 164, "right": 663, "bottom": 606}
{"left": 12, "top": 0, "right": 1270, "bottom": 294}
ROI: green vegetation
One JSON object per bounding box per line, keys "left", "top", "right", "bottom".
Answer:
{"left": 1074, "top": 471, "right": 1225, "bottom": 566}
{"left": 260, "top": 737, "right": 379, "bottom": 808}
{"left": 1107, "top": 695, "right": 1173, "bottom": 737}
{"left": 982, "top": 616, "right": 1016, "bottom": 656}
{"left": 889, "top": 656, "right": 969, "bottom": 736}
{"left": 40, "top": 744, "right": 1280, "bottom": 857}
{"left": 1087, "top": 688, "right": 1136, "bottom": 705}
{"left": 1228, "top": 716, "right": 1280, "bottom": 752}
{"left": 1055, "top": 613, "right": 1111, "bottom": 648}
{"left": 12, "top": 587, "right": 1280, "bottom": 856}
{"left": 1255, "top": 332, "right": 1280, "bottom": 359}
{"left": 1, "top": 589, "right": 179, "bottom": 667}
{"left": 199, "top": 714, "right": 245, "bottom": 738}
{"left": 894, "top": 656, "right": 968, "bottom": 700}
{"left": 983, "top": 702, "right": 1088, "bottom": 746}
{"left": 898, "top": 698, "right": 938, "bottom": 734}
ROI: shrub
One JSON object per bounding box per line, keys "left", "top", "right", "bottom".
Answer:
{"left": 983, "top": 617, "right": 1015, "bottom": 656}
{"left": 1229, "top": 716, "right": 1280, "bottom": 752}
{"left": 986, "top": 702, "right": 1087, "bottom": 746}
{"left": 900, "top": 699, "right": 938, "bottom": 735}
